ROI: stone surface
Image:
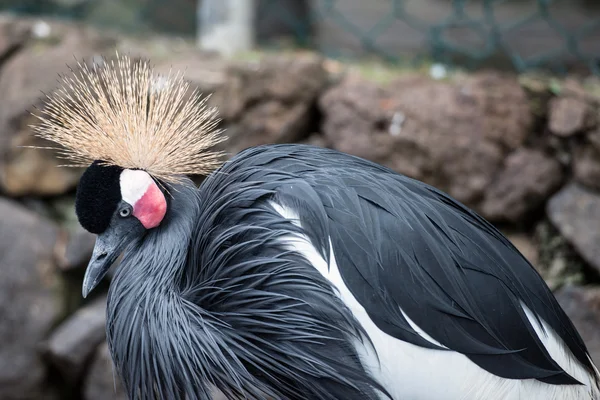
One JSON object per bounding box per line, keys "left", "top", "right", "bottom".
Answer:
{"left": 84, "top": 343, "right": 127, "bottom": 400}
{"left": 319, "top": 72, "right": 532, "bottom": 208}
{"left": 219, "top": 53, "right": 326, "bottom": 154}
{"left": 156, "top": 52, "right": 327, "bottom": 156}
{"left": 0, "top": 15, "right": 29, "bottom": 60}
{"left": 587, "top": 129, "right": 600, "bottom": 150}
{"left": 533, "top": 221, "right": 586, "bottom": 291}
{"left": 0, "top": 198, "right": 61, "bottom": 400}
{"left": 573, "top": 142, "right": 600, "bottom": 191}
{"left": 0, "top": 19, "right": 116, "bottom": 196}
{"left": 548, "top": 96, "right": 594, "bottom": 137}
{"left": 547, "top": 182, "right": 600, "bottom": 275}
{"left": 42, "top": 296, "right": 107, "bottom": 385}
{"left": 481, "top": 148, "right": 564, "bottom": 223}
{"left": 555, "top": 285, "right": 600, "bottom": 367}
{"left": 55, "top": 226, "right": 96, "bottom": 272}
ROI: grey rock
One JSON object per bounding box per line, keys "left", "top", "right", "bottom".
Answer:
{"left": 0, "top": 198, "right": 61, "bottom": 399}
{"left": 42, "top": 296, "right": 107, "bottom": 385}
{"left": 84, "top": 343, "right": 127, "bottom": 400}
{"left": 547, "top": 182, "right": 600, "bottom": 274}
{"left": 555, "top": 285, "right": 600, "bottom": 367}
{"left": 55, "top": 226, "right": 96, "bottom": 271}
{"left": 549, "top": 96, "right": 594, "bottom": 137}
{"left": 533, "top": 221, "right": 586, "bottom": 292}
{"left": 481, "top": 148, "right": 564, "bottom": 223}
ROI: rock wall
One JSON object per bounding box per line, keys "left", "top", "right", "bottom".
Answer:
{"left": 1, "top": 14, "right": 600, "bottom": 400}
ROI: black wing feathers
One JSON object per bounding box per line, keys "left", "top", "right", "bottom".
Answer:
{"left": 221, "top": 143, "right": 595, "bottom": 386}
{"left": 191, "top": 154, "right": 387, "bottom": 399}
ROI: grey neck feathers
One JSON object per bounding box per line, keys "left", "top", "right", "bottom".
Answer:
{"left": 105, "top": 178, "right": 208, "bottom": 400}
{"left": 114, "top": 179, "right": 199, "bottom": 289}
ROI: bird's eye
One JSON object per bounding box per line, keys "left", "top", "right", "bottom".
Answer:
{"left": 119, "top": 207, "right": 131, "bottom": 218}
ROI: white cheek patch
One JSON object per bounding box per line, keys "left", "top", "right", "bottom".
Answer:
{"left": 119, "top": 169, "right": 154, "bottom": 206}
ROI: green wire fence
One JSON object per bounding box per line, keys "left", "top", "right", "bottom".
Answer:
{"left": 2, "top": 0, "right": 599, "bottom": 75}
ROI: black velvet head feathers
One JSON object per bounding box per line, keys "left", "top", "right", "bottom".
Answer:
{"left": 75, "top": 161, "right": 123, "bottom": 234}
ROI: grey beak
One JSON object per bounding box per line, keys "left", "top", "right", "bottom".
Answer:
{"left": 82, "top": 230, "right": 126, "bottom": 298}
{"left": 82, "top": 216, "right": 145, "bottom": 298}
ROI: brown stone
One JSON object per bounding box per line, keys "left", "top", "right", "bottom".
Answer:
{"left": 156, "top": 52, "right": 327, "bottom": 156}
{"left": 228, "top": 100, "right": 313, "bottom": 154}
{"left": 0, "top": 198, "right": 61, "bottom": 399}
{"left": 0, "top": 20, "right": 116, "bottom": 196}
{"left": 319, "top": 72, "right": 532, "bottom": 208}
{"left": 481, "top": 148, "right": 564, "bottom": 223}
{"left": 459, "top": 72, "right": 534, "bottom": 150}
{"left": 573, "top": 143, "right": 600, "bottom": 191}
{"left": 587, "top": 129, "right": 600, "bottom": 151}
{"left": 222, "top": 53, "right": 326, "bottom": 154}
{"left": 547, "top": 182, "right": 600, "bottom": 275}
{"left": 555, "top": 285, "right": 600, "bottom": 367}
{"left": 548, "top": 96, "right": 593, "bottom": 137}
{"left": 227, "top": 52, "right": 326, "bottom": 105}
{"left": 505, "top": 233, "right": 539, "bottom": 268}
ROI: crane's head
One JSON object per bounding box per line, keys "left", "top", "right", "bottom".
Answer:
{"left": 30, "top": 53, "right": 226, "bottom": 297}
{"left": 75, "top": 161, "right": 168, "bottom": 297}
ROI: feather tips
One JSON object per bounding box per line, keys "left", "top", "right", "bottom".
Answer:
{"left": 31, "top": 52, "right": 226, "bottom": 182}
{"left": 215, "top": 143, "right": 599, "bottom": 387}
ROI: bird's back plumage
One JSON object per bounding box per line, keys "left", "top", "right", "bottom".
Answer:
{"left": 187, "top": 143, "right": 600, "bottom": 399}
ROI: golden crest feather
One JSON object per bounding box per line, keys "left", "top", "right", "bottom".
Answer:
{"left": 31, "top": 52, "right": 226, "bottom": 183}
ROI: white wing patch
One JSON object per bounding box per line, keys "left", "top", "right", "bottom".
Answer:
{"left": 120, "top": 169, "right": 154, "bottom": 206}
{"left": 269, "top": 201, "right": 600, "bottom": 400}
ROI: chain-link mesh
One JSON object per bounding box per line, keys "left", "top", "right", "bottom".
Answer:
{"left": 2, "top": 0, "right": 599, "bottom": 75}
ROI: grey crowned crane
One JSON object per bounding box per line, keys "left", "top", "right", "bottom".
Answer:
{"left": 33, "top": 55, "right": 600, "bottom": 400}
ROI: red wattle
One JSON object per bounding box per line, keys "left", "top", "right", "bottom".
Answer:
{"left": 133, "top": 183, "right": 167, "bottom": 229}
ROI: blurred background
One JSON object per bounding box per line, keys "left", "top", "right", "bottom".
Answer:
{"left": 0, "top": 0, "right": 599, "bottom": 399}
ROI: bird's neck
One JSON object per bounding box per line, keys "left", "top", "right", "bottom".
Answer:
{"left": 115, "top": 180, "right": 199, "bottom": 289}
{"left": 105, "top": 179, "right": 203, "bottom": 398}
